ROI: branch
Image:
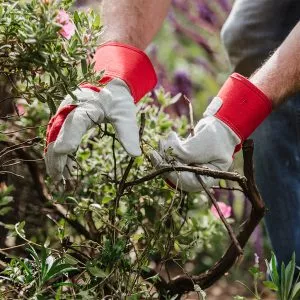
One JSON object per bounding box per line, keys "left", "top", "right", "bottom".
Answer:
{"left": 111, "top": 113, "right": 146, "bottom": 241}
{"left": 141, "top": 140, "right": 266, "bottom": 296}
{"left": 196, "top": 174, "right": 243, "bottom": 255}
{"left": 0, "top": 140, "right": 93, "bottom": 240}
{"left": 125, "top": 165, "right": 247, "bottom": 190}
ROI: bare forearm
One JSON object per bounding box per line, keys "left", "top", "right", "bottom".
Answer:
{"left": 250, "top": 21, "right": 300, "bottom": 108}
{"left": 100, "top": 0, "right": 171, "bottom": 50}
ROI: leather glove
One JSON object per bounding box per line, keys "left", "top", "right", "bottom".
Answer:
{"left": 45, "top": 42, "right": 157, "bottom": 180}
{"left": 150, "top": 73, "right": 272, "bottom": 192}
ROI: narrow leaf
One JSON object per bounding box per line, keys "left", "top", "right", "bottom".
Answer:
{"left": 285, "top": 252, "right": 296, "bottom": 298}
{"left": 263, "top": 280, "right": 278, "bottom": 291}
{"left": 291, "top": 282, "right": 300, "bottom": 299}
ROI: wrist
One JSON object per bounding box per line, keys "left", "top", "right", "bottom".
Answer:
{"left": 100, "top": 35, "right": 146, "bottom": 50}
{"left": 249, "top": 72, "right": 279, "bottom": 108}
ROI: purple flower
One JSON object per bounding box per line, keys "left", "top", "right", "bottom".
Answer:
{"left": 172, "top": 70, "right": 192, "bottom": 98}
{"left": 169, "top": 70, "right": 193, "bottom": 116}
{"left": 197, "top": 3, "right": 216, "bottom": 25}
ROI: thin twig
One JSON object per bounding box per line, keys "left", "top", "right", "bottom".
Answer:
{"left": 212, "top": 186, "right": 244, "bottom": 193}
{"left": 0, "top": 125, "right": 47, "bottom": 135}
{"left": 111, "top": 113, "right": 146, "bottom": 243}
{"left": 0, "top": 137, "right": 41, "bottom": 157}
{"left": 183, "top": 95, "right": 195, "bottom": 136}
{"left": 112, "top": 134, "right": 118, "bottom": 186}
{"left": 0, "top": 243, "right": 28, "bottom": 251}
{"left": 196, "top": 174, "right": 243, "bottom": 254}
{"left": 0, "top": 140, "right": 92, "bottom": 240}
{"left": 184, "top": 100, "right": 242, "bottom": 254}
{"left": 0, "top": 170, "right": 24, "bottom": 178}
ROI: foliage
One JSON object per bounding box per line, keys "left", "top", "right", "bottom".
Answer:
{"left": 1, "top": 245, "right": 77, "bottom": 298}
{"left": 264, "top": 252, "right": 300, "bottom": 300}
{"left": 0, "top": 84, "right": 271, "bottom": 298}
{"left": 1, "top": 85, "right": 230, "bottom": 298}
{"left": 0, "top": 0, "right": 102, "bottom": 114}
{"left": 234, "top": 252, "right": 300, "bottom": 300}
{"left": 0, "top": 183, "right": 14, "bottom": 217}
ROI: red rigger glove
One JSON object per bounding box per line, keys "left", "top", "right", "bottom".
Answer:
{"left": 45, "top": 42, "right": 157, "bottom": 180}
{"left": 151, "top": 73, "right": 272, "bottom": 192}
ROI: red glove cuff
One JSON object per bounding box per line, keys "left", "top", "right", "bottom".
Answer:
{"left": 93, "top": 42, "right": 157, "bottom": 103}
{"left": 215, "top": 73, "right": 272, "bottom": 141}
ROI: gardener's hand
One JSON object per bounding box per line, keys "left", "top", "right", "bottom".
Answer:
{"left": 45, "top": 42, "right": 157, "bottom": 180}
{"left": 150, "top": 73, "right": 272, "bottom": 192}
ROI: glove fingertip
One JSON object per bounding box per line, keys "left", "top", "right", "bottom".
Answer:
{"left": 127, "top": 146, "right": 142, "bottom": 157}
{"left": 44, "top": 143, "right": 67, "bottom": 180}
{"left": 119, "top": 135, "right": 141, "bottom": 157}
{"left": 167, "top": 130, "right": 179, "bottom": 140}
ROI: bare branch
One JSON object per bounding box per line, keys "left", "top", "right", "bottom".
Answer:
{"left": 125, "top": 165, "right": 247, "bottom": 190}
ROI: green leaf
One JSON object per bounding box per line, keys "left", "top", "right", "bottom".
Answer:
{"left": 271, "top": 254, "right": 280, "bottom": 289}
{"left": 35, "top": 92, "right": 47, "bottom": 103}
{"left": 285, "top": 252, "right": 296, "bottom": 298}
{"left": 53, "top": 281, "right": 75, "bottom": 288}
{"left": 41, "top": 247, "right": 49, "bottom": 281}
{"left": 26, "top": 245, "right": 40, "bottom": 264}
{"left": 102, "top": 196, "right": 112, "bottom": 204}
{"left": 44, "top": 263, "right": 77, "bottom": 282}
{"left": 24, "top": 38, "right": 36, "bottom": 44}
{"left": 15, "top": 259, "right": 33, "bottom": 283}
{"left": 266, "top": 252, "right": 279, "bottom": 287}
{"left": 81, "top": 59, "right": 87, "bottom": 75}
{"left": 291, "top": 282, "right": 300, "bottom": 300}
{"left": 55, "top": 286, "right": 62, "bottom": 300}
{"left": 46, "top": 97, "right": 57, "bottom": 115}
{"left": 263, "top": 280, "right": 278, "bottom": 291}
{"left": 0, "top": 206, "right": 12, "bottom": 216}
{"left": 93, "top": 14, "right": 101, "bottom": 28}
{"left": 15, "top": 221, "right": 26, "bottom": 239}
{"left": 249, "top": 266, "right": 260, "bottom": 276}
{"left": 73, "top": 11, "right": 81, "bottom": 25}
{"left": 86, "top": 264, "right": 108, "bottom": 278}
{"left": 64, "top": 254, "right": 79, "bottom": 265}
{"left": 281, "top": 261, "right": 286, "bottom": 300}
{"left": 0, "top": 195, "right": 13, "bottom": 206}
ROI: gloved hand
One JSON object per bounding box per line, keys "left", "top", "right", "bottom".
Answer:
{"left": 45, "top": 42, "right": 157, "bottom": 180}
{"left": 150, "top": 73, "right": 272, "bottom": 192}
